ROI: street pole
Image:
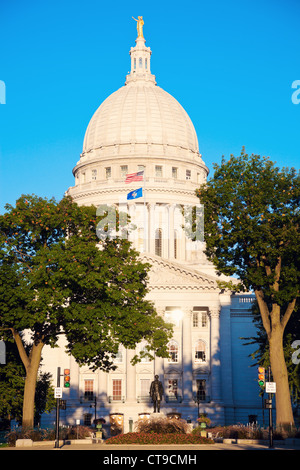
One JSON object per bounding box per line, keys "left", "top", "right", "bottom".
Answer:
{"left": 55, "top": 367, "right": 60, "bottom": 449}
{"left": 268, "top": 366, "right": 273, "bottom": 449}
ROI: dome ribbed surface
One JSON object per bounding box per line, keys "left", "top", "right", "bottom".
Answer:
{"left": 83, "top": 82, "right": 199, "bottom": 154}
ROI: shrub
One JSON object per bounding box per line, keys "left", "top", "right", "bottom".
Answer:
{"left": 6, "top": 428, "right": 55, "bottom": 446}
{"left": 209, "top": 424, "right": 264, "bottom": 440}
{"left": 197, "top": 414, "right": 211, "bottom": 428}
{"left": 6, "top": 425, "right": 93, "bottom": 446}
{"left": 63, "top": 425, "right": 93, "bottom": 440}
{"left": 105, "top": 432, "right": 214, "bottom": 445}
{"left": 134, "top": 417, "right": 189, "bottom": 434}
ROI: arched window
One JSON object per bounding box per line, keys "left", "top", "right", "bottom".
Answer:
{"left": 167, "top": 340, "right": 179, "bottom": 363}
{"left": 139, "top": 57, "right": 142, "bottom": 68}
{"left": 137, "top": 341, "right": 151, "bottom": 363}
{"left": 155, "top": 228, "right": 162, "bottom": 257}
{"left": 114, "top": 346, "right": 123, "bottom": 363}
{"left": 195, "top": 340, "right": 206, "bottom": 363}
{"left": 145, "top": 58, "right": 148, "bottom": 69}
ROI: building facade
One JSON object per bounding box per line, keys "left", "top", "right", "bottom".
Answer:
{"left": 40, "top": 25, "right": 263, "bottom": 432}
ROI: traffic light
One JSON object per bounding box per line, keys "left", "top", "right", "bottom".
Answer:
{"left": 64, "top": 369, "right": 70, "bottom": 388}
{"left": 258, "top": 366, "right": 265, "bottom": 388}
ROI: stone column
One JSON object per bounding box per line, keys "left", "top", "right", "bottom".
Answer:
{"left": 148, "top": 203, "right": 155, "bottom": 254}
{"left": 126, "top": 349, "right": 136, "bottom": 402}
{"left": 128, "top": 202, "right": 136, "bottom": 248}
{"left": 168, "top": 204, "right": 175, "bottom": 259}
{"left": 209, "top": 306, "right": 222, "bottom": 402}
{"left": 182, "top": 309, "right": 193, "bottom": 402}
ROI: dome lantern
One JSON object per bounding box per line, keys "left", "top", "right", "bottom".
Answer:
{"left": 126, "top": 17, "right": 156, "bottom": 85}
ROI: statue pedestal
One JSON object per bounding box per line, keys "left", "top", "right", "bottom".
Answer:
{"left": 149, "top": 411, "right": 166, "bottom": 419}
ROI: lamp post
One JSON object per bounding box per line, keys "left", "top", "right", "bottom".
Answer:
{"left": 129, "top": 417, "right": 133, "bottom": 432}
{"left": 194, "top": 392, "right": 201, "bottom": 418}
{"left": 89, "top": 397, "right": 97, "bottom": 426}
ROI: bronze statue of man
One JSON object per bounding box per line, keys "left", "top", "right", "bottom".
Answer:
{"left": 149, "top": 375, "right": 164, "bottom": 413}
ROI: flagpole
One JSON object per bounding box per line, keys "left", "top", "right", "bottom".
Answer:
{"left": 143, "top": 166, "right": 147, "bottom": 252}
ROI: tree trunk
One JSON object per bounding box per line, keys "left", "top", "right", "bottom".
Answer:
{"left": 269, "top": 327, "right": 294, "bottom": 428}
{"left": 22, "top": 342, "right": 44, "bottom": 428}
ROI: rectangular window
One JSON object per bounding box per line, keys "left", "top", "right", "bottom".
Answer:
{"left": 155, "top": 228, "right": 162, "bottom": 257}
{"left": 186, "top": 169, "right": 191, "bottom": 180}
{"left": 120, "top": 165, "right": 128, "bottom": 178}
{"left": 167, "top": 340, "right": 179, "bottom": 363}
{"left": 168, "top": 379, "right": 178, "bottom": 398}
{"left": 172, "top": 167, "right": 178, "bottom": 179}
{"left": 106, "top": 167, "right": 111, "bottom": 179}
{"left": 192, "top": 311, "right": 199, "bottom": 328}
{"left": 84, "top": 379, "right": 94, "bottom": 400}
{"left": 92, "top": 169, "right": 97, "bottom": 180}
{"left": 112, "top": 379, "right": 122, "bottom": 401}
{"left": 114, "top": 347, "right": 123, "bottom": 363}
{"left": 165, "top": 306, "right": 182, "bottom": 327}
{"left": 83, "top": 413, "right": 92, "bottom": 426}
{"left": 140, "top": 379, "right": 150, "bottom": 398}
{"left": 196, "top": 379, "right": 206, "bottom": 401}
{"left": 193, "top": 308, "right": 208, "bottom": 328}
{"left": 155, "top": 165, "right": 163, "bottom": 177}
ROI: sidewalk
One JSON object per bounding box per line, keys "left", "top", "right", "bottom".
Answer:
{"left": 1, "top": 440, "right": 299, "bottom": 451}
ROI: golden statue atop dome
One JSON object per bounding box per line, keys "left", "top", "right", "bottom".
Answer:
{"left": 132, "top": 16, "right": 144, "bottom": 38}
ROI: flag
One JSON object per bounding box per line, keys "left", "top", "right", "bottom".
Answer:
{"left": 125, "top": 170, "right": 144, "bottom": 184}
{"left": 127, "top": 187, "right": 143, "bottom": 200}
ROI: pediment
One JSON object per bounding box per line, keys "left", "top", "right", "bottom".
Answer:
{"left": 139, "top": 254, "right": 220, "bottom": 292}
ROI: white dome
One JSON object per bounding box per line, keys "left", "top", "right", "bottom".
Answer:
{"left": 67, "top": 33, "right": 208, "bottom": 210}
{"left": 83, "top": 81, "right": 200, "bottom": 156}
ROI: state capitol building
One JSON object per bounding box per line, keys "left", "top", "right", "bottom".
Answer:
{"left": 40, "top": 20, "right": 262, "bottom": 433}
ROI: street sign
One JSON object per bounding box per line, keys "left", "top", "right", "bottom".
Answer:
{"left": 266, "top": 382, "right": 276, "bottom": 393}
{"left": 54, "top": 387, "right": 63, "bottom": 398}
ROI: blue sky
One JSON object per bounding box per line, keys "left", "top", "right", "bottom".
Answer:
{"left": 0, "top": 0, "right": 299, "bottom": 213}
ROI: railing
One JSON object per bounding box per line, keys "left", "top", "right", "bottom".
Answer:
{"left": 108, "top": 396, "right": 125, "bottom": 403}
{"left": 137, "top": 396, "right": 151, "bottom": 403}
{"left": 80, "top": 395, "right": 95, "bottom": 403}
{"left": 192, "top": 394, "right": 211, "bottom": 403}
{"left": 165, "top": 395, "right": 183, "bottom": 403}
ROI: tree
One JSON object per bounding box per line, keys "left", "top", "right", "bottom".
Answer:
{"left": 0, "top": 194, "right": 173, "bottom": 428}
{"left": 196, "top": 149, "right": 300, "bottom": 427}
{"left": 0, "top": 337, "right": 56, "bottom": 426}
{"left": 0, "top": 339, "right": 25, "bottom": 423}
{"left": 244, "top": 299, "right": 300, "bottom": 405}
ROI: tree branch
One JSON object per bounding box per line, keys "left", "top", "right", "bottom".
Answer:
{"left": 11, "top": 328, "right": 30, "bottom": 372}
{"left": 281, "top": 297, "right": 298, "bottom": 332}
{"left": 254, "top": 289, "right": 271, "bottom": 338}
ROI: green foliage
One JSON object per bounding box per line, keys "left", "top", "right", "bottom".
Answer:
{"left": 197, "top": 148, "right": 300, "bottom": 306}
{"left": 0, "top": 194, "right": 172, "bottom": 373}
{"left": 57, "top": 235, "right": 173, "bottom": 370}
{"left": 0, "top": 338, "right": 55, "bottom": 423}
{"left": 0, "top": 340, "right": 25, "bottom": 421}
{"left": 34, "top": 373, "right": 56, "bottom": 425}
{"left": 244, "top": 299, "right": 300, "bottom": 401}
